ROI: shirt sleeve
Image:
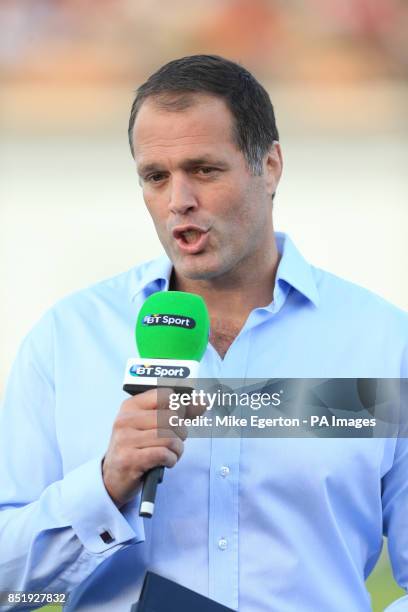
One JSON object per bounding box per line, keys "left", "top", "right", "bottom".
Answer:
{"left": 382, "top": 350, "right": 408, "bottom": 611}
{"left": 0, "top": 311, "right": 145, "bottom": 610}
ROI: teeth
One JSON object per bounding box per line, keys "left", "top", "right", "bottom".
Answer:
{"left": 183, "top": 230, "right": 200, "bottom": 244}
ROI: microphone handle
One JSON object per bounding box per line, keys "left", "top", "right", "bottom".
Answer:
{"left": 122, "top": 384, "right": 165, "bottom": 518}
{"left": 139, "top": 466, "right": 165, "bottom": 518}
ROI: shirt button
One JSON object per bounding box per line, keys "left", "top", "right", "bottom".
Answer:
{"left": 220, "top": 466, "right": 230, "bottom": 478}
{"left": 218, "top": 538, "right": 228, "bottom": 551}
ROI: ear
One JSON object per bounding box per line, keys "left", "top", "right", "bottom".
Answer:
{"left": 264, "top": 142, "right": 283, "bottom": 197}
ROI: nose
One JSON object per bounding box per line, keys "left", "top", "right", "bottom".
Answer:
{"left": 168, "top": 174, "right": 198, "bottom": 215}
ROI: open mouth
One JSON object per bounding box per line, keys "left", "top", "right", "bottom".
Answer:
{"left": 180, "top": 229, "right": 203, "bottom": 244}
{"left": 172, "top": 226, "right": 210, "bottom": 254}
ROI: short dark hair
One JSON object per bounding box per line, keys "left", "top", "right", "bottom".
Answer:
{"left": 128, "top": 54, "right": 279, "bottom": 175}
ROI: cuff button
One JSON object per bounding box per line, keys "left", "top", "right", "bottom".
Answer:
{"left": 100, "top": 530, "right": 115, "bottom": 544}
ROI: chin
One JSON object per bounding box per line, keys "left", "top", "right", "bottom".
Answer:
{"left": 180, "top": 266, "right": 218, "bottom": 281}
{"left": 182, "top": 260, "right": 235, "bottom": 282}
{"left": 168, "top": 245, "right": 235, "bottom": 282}
{"left": 175, "top": 255, "right": 222, "bottom": 281}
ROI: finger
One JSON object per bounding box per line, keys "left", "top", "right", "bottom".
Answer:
{"left": 185, "top": 397, "right": 208, "bottom": 419}
{"left": 138, "top": 429, "right": 184, "bottom": 457}
{"left": 114, "top": 409, "right": 158, "bottom": 433}
{"left": 171, "top": 391, "right": 208, "bottom": 419}
{"left": 115, "top": 409, "right": 188, "bottom": 440}
{"left": 156, "top": 416, "right": 189, "bottom": 441}
{"left": 165, "top": 390, "right": 207, "bottom": 418}
{"left": 136, "top": 446, "right": 180, "bottom": 472}
{"left": 118, "top": 427, "right": 185, "bottom": 456}
{"left": 122, "top": 387, "right": 174, "bottom": 413}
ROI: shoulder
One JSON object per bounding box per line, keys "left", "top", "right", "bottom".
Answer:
{"left": 24, "top": 258, "right": 161, "bottom": 345}
{"left": 312, "top": 265, "right": 408, "bottom": 336}
{"left": 51, "top": 257, "right": 163, "bottom": 318}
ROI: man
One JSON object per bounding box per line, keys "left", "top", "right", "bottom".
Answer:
{"left": 0, "top": 55, "right": 407, "bottom": 611}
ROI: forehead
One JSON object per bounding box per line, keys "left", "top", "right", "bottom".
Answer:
{"left": 132, "top": 93, "right": 239, "bottom": 164}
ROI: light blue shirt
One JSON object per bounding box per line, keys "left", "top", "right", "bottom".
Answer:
{"left": 1, "top": 233, "right": 407, "bottom": 611}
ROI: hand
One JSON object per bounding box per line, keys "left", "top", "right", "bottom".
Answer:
{"left": 102, "top": 388, "right": 188, "bottom": 508}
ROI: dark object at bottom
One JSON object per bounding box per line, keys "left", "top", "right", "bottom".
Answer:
{"left": 131, "top": 571, "right": 235, "bottom": 611}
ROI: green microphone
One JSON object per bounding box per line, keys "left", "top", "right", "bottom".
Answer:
{"left": 122, "top": 291, "right": 210, "bottom": 517}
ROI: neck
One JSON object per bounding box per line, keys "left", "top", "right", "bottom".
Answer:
{"left": 170, "top": 236, "right": 280, "bottom": 322}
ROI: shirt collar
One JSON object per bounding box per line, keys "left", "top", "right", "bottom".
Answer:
{"left": 274, "top": 232, "right": 320, "bottom": 308}
{"left": 130, "top": 254, "right": 173, "bottom": 302}
{"left": 130, "top": 232, "right": 319, "bottom": 308}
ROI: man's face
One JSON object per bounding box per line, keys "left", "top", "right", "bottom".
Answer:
{"left": 132, "top": 93, "right": 281, "bottom": 282}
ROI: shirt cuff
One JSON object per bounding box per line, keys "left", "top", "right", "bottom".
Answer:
{"left": 60, "top": 456, "right": 145, "bottom": 553}
{"left": 384, "top": 595, "right": 408, "bottom": 611}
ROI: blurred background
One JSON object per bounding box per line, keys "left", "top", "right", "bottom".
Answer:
{"left": 0, "top": 1, "right": 407, "bottom": 609}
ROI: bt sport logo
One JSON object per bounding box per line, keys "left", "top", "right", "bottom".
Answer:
{"left": 129, "top": 364, "right": 191, "bottom": 378}
{"left": 142, "top": 313, "right": 196, "bottom": 329}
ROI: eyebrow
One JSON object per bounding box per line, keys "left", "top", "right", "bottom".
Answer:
{"left": 137, "top": 156, "right": 229, "bottom": 177}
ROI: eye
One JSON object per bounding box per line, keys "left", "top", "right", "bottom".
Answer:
{"left": 197, "top": 167, "right": 217, "bottom": 175}
{"left": 146, "top": 172, "right": 166, "bottom": 184}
